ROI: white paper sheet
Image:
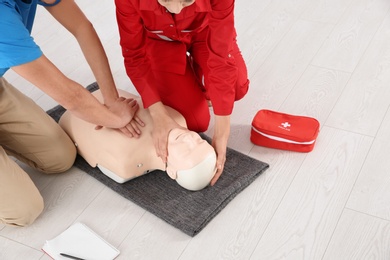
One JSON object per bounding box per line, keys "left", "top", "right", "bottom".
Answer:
{"left": 42, "top": 222, "right": 120, "bottom": 260}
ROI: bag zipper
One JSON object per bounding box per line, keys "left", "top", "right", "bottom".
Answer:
{"left": 252, "top": 127, "right": 315, "bottom": 145}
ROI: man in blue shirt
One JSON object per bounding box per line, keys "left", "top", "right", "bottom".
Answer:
{"left": 0, "top": 0, "right": 142, "bottom": 226}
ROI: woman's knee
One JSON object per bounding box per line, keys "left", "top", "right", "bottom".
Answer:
{"left": 186, "top": 110, "right": 210, "bottom": 132}
{"left": 235, "top": 78, "right": 249, "bottom": 101}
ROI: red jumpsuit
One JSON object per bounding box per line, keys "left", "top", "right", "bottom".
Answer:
{"left": 115, "top": 0, "right": 249, "bottom": 132}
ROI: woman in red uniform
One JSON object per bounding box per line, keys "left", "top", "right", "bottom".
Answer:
{"left": 115, "top": 0, "right": 249, "bottom": 185}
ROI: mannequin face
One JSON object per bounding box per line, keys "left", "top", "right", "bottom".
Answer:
{"left": 157, "top": 0, "right": 195, "bottom": 14}
{"left": 166, "top": 128, "right": 217, "bottom": 190}
{"left": 170, "top": 130, "right": 206, "bottom": 158}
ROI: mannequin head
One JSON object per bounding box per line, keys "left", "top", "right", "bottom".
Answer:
{"left": 58, "top": 89, "right": 216, "bottom": 191}
{"left": 166, "top": 128, "right": 217, "bottom": 191}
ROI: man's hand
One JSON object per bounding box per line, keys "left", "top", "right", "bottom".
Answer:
{"left": 95, "top": 97, "right": 144, "bottom": 137}
{"left": 148, "top": 102, "right": 184, "bottom": 164}
{"left": 113, "top": 97, "right": 145, "bottom": 138}
{"left": 119, "top": 115, "right": 145, "bottom": 138}
{"left": 210, "top": 115, "right": 230, "bottom": 186}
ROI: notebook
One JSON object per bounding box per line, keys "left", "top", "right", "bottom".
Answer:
{"left": 42, "top": 222, "right": 120, "bottom": 260}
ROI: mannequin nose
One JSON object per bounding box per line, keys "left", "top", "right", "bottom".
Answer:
{"left": 182, "top": 135, "right": 197, "bottom": 149}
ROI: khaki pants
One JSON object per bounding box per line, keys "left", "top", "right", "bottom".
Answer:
{"left": 0, "top": 77, "right": 76, "bottom": 226}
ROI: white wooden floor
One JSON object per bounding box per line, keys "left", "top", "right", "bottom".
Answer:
{"left": 1, "top": 0, "right": 390, "bottom": 259}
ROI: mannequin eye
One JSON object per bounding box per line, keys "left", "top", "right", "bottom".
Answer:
{"left": 175, "top": 132, "right": 187, "bottom": 140}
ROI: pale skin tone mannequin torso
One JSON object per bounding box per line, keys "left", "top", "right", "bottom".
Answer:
{"left": 59, "top": 90, "right": 186, "bottom": 178}
{"left": 147, "top": 0, "right": 230, "bottom": 186}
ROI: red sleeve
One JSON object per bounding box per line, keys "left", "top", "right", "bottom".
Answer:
{"left": 115, "top": 0, "right": 160, "bottom": 108}
{"left": 207, "top": 0, "right": 238, "bottom": 115}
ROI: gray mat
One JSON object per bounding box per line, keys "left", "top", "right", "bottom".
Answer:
{"left": 46, "top": 82, "right": 269, "bottom": 236}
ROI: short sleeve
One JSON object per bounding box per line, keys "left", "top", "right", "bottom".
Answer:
{"left": 38, "top": 0, "right": 61, "bottom": 7}
{"left": 0, "top": 2, "right": 42, "bottom": 76}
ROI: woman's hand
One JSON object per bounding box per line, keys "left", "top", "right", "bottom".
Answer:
{"left": 210, "top": 115, "right": 230, "bottom": 186}
{"left": 148, "top": 102, "right": 184, "bottom": 164}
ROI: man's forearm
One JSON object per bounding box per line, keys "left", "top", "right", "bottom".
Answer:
{"left": 12, "top": 55, "right": 126, "bottom": 128}
{"left": 74, "top": 22, "right": 119, "bottom": 104}
{"left": 47, "top": 0, "right": 119, "bottom": 104}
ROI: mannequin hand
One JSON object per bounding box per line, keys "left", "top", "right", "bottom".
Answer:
{"left": 210, "top": 115, "right": 230, "bottom": 186}
{"left": 149, "top": 102, "right": 184, "bottom": 164}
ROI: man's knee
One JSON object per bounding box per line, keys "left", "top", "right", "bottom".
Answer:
{"left": 1, "top": 194, "right": 44, "bottom": 227}
{"left": 42, "top": 143, "right": 76, "bottom": 173}
{"left": 39, "top": 128, "right": 77, "bottom": 174}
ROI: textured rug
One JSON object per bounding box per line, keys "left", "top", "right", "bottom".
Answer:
{"left": 46, "top": 82, "right": 269, "bottom": 236}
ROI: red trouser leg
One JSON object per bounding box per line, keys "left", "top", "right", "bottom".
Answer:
{"left": 190, "top": 30, "right": 249, "bottom": 102}
{"left": 153, "top": 63, "right": 210, "bottom": 132}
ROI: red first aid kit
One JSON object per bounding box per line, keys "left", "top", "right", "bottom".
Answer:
{"left": 250, "top": 110, "right": 320, "bottom": 152}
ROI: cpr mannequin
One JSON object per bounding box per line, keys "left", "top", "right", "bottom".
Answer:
{"left": 58, "top": 89, "right": 217, "bottom": 191}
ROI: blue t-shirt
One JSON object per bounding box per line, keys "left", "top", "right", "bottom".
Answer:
{"left": 0, "top": 0, "right": 60, "bottom": 77}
